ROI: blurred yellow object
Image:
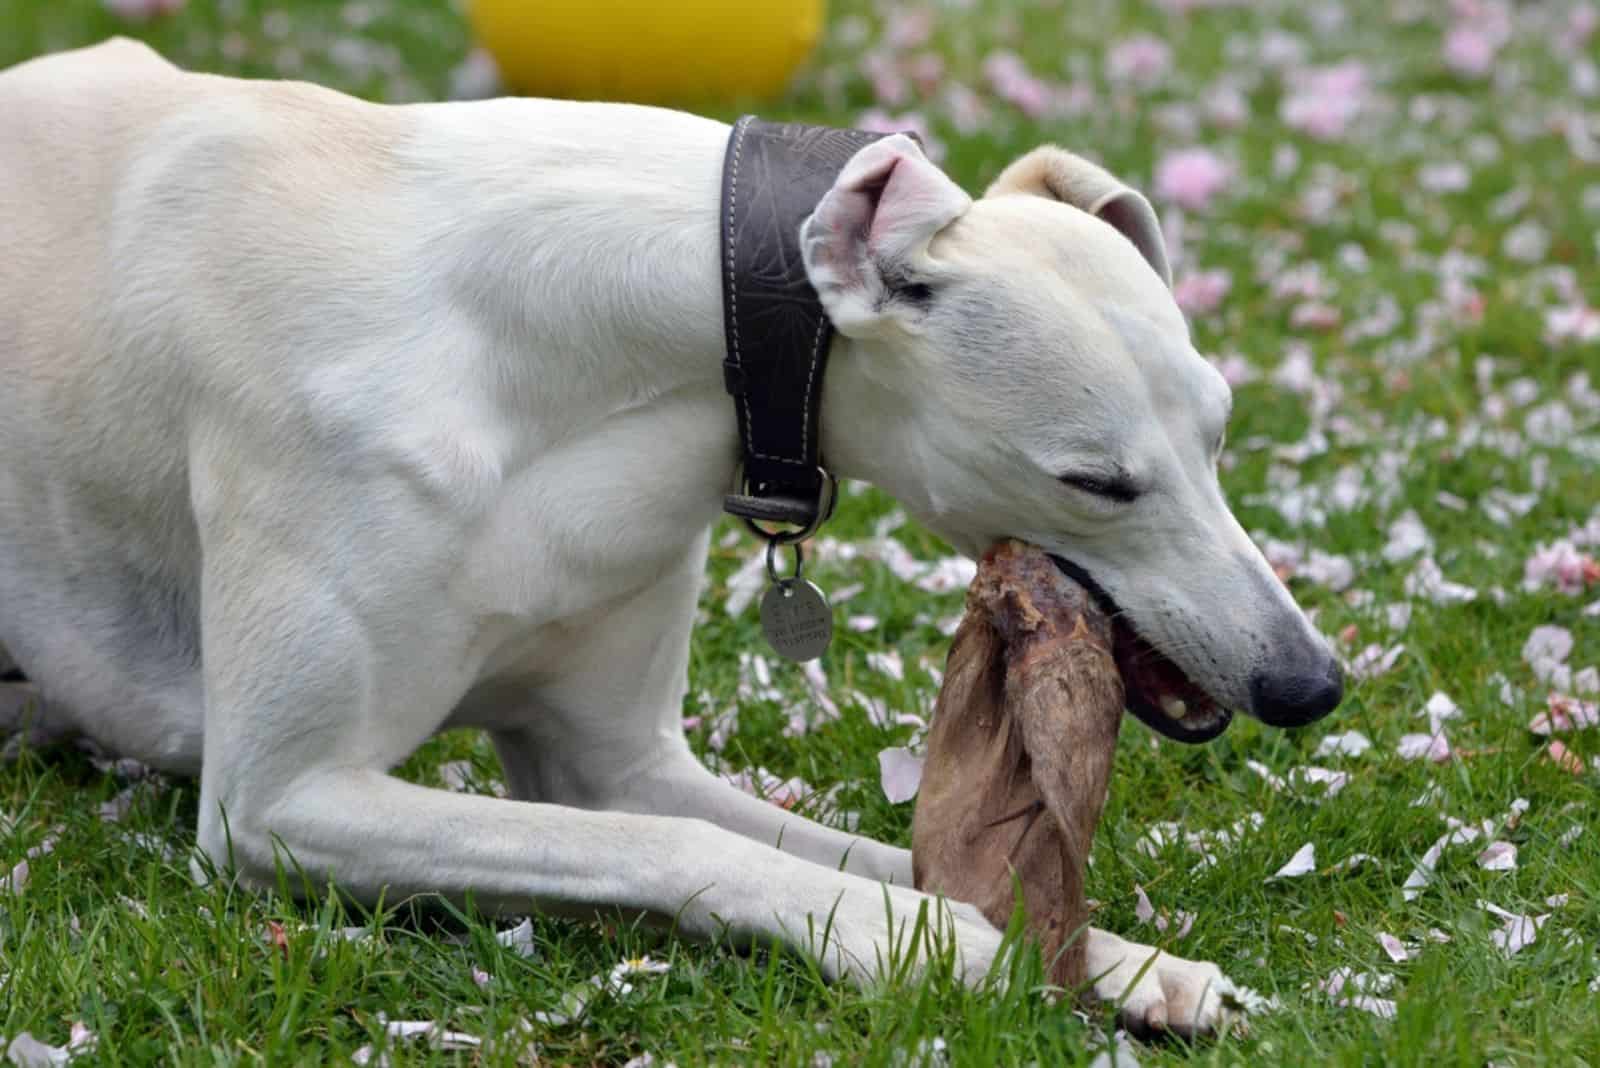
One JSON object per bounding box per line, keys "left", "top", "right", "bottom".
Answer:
{"left": 468, "top": 0, "right": 826, "bottom": 103}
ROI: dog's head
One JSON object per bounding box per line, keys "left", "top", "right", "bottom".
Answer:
{"left": 805, "top": 136, "right": 1341, "bottom": 742}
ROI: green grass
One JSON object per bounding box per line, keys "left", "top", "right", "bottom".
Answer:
{"left": 3, "top": 0, "right": 1599, "bottom": 1064}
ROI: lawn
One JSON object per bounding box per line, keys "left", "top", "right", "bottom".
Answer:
{"left": 2, "top": 0, "right": 1598, "bottom": 1064}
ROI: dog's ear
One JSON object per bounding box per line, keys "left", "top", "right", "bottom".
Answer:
{"left": 802, "top": 135, "right": 972, "bottom": 337}
{"left": 985, "top": 146, "right": 1172, "bottom": 289}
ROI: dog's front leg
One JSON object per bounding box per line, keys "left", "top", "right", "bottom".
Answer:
{"left": 233, "top": 769, "right": 1000, "bottom": 983}
{"left": 193, "top": 520, "right": 999, "bottom": 987}
{"left": 477, "top": 551, "right": 914, "bottom": 886}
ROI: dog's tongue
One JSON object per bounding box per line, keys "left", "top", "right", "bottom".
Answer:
{"left": 912, "top": 540, "right": 1124, "bottom": 987}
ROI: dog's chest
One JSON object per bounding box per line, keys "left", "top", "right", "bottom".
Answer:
{"left": 448, "top": 388, "right": 732, "bottom": 669}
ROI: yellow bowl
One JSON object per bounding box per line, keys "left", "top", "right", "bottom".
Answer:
{"left": 468, "top": 0, "right": 826, "bottom": 103}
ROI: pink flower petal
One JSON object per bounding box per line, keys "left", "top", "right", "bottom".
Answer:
{"left": 1106, "top": 35, "right": 1173, "bottom": 87}
{"left": 1174, "top": 269, "right": 1233, "bottom": 316}
{"left": 1528, "top": 692, "right": 1600, "bottom": 735}
{"left": 1377, "top": 932, "right": 1411, "bottom": 963}
{"left": 1153, "top": 148, "right": 1234, "bottom": 212}
{"left": 1443, "top": 25, "right": 1498, "bottom": 76}
{"left": 1477, "top": 841, "right": 1518, "bottom": 871}
{"left": 1545, "top": 739, "right": 1586, "bottom": 775}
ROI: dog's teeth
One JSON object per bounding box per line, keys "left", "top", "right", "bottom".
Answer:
{"left": 1161, "top": 697, "right": 1187, "bottom": 720}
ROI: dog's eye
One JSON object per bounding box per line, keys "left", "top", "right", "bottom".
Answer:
{"left": 1057, "top": 473, "right": 1141, "bottom": 503}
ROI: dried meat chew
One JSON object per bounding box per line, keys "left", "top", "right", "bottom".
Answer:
{"left": 912, "top": 540, "right": 1124, "bottom": 989}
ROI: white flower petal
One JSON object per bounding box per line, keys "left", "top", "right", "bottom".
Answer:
{"left": 878, "top": 747, "right": 924, "bottom": 804}
{"left": 1290, "top": 765, "right": 1349, "bottom": 796}
{"left": 1479, "top": 900, "right": 1548, "bottom": 956}
{"left": 1382, "top": 510, "right": 1431, "bottom": 562}
{"left": 1315, "top": 730, "right": 1372, "bottom": 758}
{"left": 1269, "top": 842, "right": 1316, "bottom": 880}
{"left": 866, "top": 650, "right": 905, "bottom": 682}
{"left": 1522, "top": 625, "right": 1574, "bottom": 667}
{"left": 1477, "top": 841, "right": 1517, "bottom": 871}
{"left": 4, "top": 1023, "right": 96, "bottom": 1068}
{"left": 1337, "top": 995, "right": 1397, "bottom": 1019}
{"left": 1246, "top": 759, "right": 1287, "bottom": 791}
{"left": 1421, "top": 691, "right": 1460, "bottom": 725}
{"left": 1396, "top": 731, "right": 1452, "bottom": 762}
{"left": 914, "top": 556, "right": 978, "bottom": 594}
{"left": 495, "top": 917, "right": 537, "bottom": 958}
{"left": 1, "top": 859, "right": 29, "bottom": 895}
{"left": 1134, "top": 885, "right": 1156, "bottom": 924}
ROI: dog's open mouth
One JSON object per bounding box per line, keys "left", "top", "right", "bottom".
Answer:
{"left": 1048, "top": 555, "right": 1233, "bottom": 743}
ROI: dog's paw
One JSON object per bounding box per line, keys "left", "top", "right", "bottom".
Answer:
{"left": 1087, "top": 929, "right": 1243, "bottom": 1038}
{"left": 792, "top": 882, "right": 1004, "bottom": 989}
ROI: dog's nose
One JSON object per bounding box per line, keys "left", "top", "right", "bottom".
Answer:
{"left": 1248, "top": 656, "right": 1344, "bottom": 727}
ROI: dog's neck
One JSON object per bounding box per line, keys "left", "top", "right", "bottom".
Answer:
{"left": 406, "top": 102, "right": 921, "bottom": 565}
{"left": 413, "top": 101, "right": 910, "bottom": 539}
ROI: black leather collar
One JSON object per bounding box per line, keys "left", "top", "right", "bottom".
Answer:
{"left": 718, "top": 116, "right": 894, "bottom": 531}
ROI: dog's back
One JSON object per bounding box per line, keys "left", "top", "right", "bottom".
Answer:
{"left": 0, "top": 39, "right": 181, "bottom": 421}
{"left": 0, "top": 40, "right": 418, "bottom": 765}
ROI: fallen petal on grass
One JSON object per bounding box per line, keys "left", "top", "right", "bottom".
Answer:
{"left": 1480, "top": 901, "right": 1550, "bottom": 956}
{"left": 1529, "top": 693, "right": 1600, "bottom": 735}
{"left": 1397, "top": 732, "right": 1452, "bottom": 762}
{"left": 1545, "top": 740, "right": 1586, "bottom": 775}
{"left": 1376, "top": 932, "right": 1411, "bottom": 963}
{"left": 1329, "top": 852, "right": 1379, "bottom": 873}
{"left": 353, "top": 1020, "right": 481, "bottom": 1066}
{"left": 1315, "top": 729, "right": 1372, "bottom": 758}
{"left": 1269, "top": 842, "right": 1316, "bottom": 880}
{"left": 1336, "top": 995, "right": 1398, "bottom": 1019}
{"left": 1477, "top": 841, "right": 1518, "bottom": 871}
{"left": 4, "top": 1023, "right": 95, "bottom": 1067}
{"left": 878, "top": 746, "right": 924, "bottom": 803}
{"left": 1134, "top": 884, "right": 1156, "bottom": 924}
{"left": 495, "top": 917, "right": 537, "bottom": 958}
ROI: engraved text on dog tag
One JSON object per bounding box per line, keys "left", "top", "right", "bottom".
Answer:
{"left": 760, "top": 579, "right": 833, "bottom": 662}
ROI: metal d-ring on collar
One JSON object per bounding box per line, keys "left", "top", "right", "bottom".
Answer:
{"left": 730, "top": 461, "right": 838, "bottom": 545}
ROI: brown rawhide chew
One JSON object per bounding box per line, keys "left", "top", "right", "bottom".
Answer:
{"left": 912, "top": 540, "right": 1124, "bottom": 988}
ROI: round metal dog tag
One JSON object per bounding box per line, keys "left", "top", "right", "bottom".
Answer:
{"left": 760, "top": 579, "right": 833, "bottom": 662}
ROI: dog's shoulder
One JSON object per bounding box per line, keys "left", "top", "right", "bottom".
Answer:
{"left": 0, "top": 36, "right": 175, "bottom": 88}
{"left": 2, "top": 38, "right": 405, "bottom": 191}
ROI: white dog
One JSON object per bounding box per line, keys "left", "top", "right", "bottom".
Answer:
{"left": 0, "top": 40, "right": 1341, "bottom": 1037}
